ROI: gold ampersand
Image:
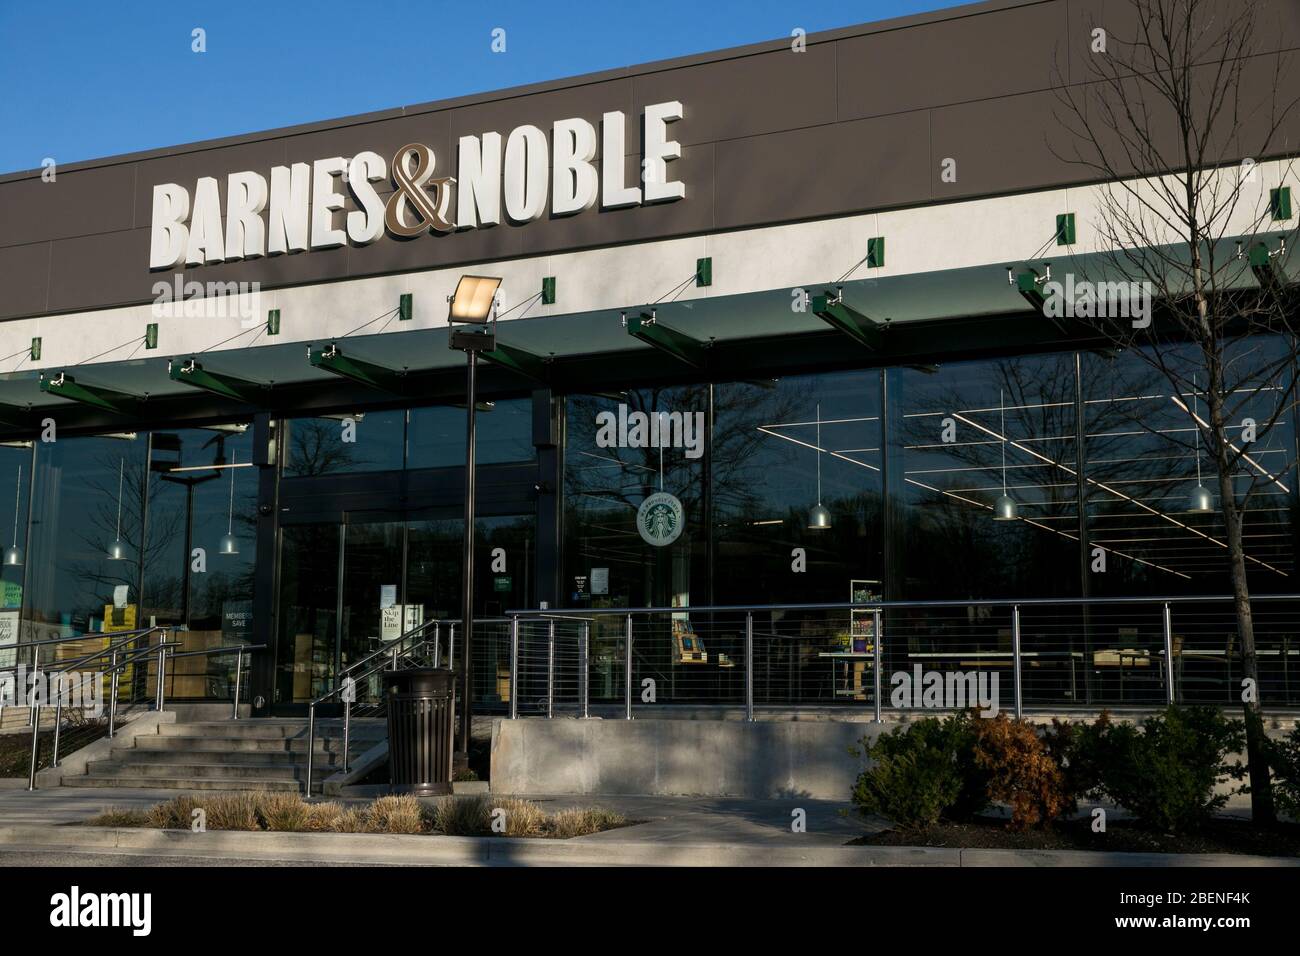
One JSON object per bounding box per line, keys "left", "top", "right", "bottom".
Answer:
{"left": 384, "top": 143, "right": 455, "bottom": 236}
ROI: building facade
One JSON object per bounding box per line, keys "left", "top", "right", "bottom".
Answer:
{"left": 1, "top": 0, "right": 1298, "bottom": 714}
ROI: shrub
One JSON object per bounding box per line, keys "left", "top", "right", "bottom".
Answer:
{"left": 366, "top": 795, "right": 425, "bottom": 834}
{"left": 852, "top": 714, "right": 989, "bottom": 829}
{"left": 1092, "top": 706, "right": 1245, "bottom": 833}
{"left": 971, "top": 714, "right": 1069, "bottom": 830}
{"left": 432, "top": 795, "right": 491, "bottom": 835}
{"left": 1042, "top": 713, "right": 1111, "bottom": 812}
{"left": 1268, "top": 724, "right": 1300, "bottom": 821}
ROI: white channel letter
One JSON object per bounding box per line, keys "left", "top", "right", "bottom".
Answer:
{"left": 503, "top": 124, "right": 548, "bottom": 222}
{"left": 149, "top": 183, "right": 190, "bottom": 269}
{"left": 224, "top": 170, "right": 268, "bottom": 260}
{"left": 185, "top": 176, "right": 225, "bottom": 265}
{"left": 346, "top": 151, "right": 387, "bottom": 245}
{"left": 310, "top": 157, "right": 348, "bottom": 249}
{"left": 456, "top": 132, "right": 502, "bottom": 229}
{"left": 601, "top": 111, "right": 640, "bottom": 208}
{"left": 551, "top": 117, "right": 598, "bottom": 216}
{"left": 268, "top": 163, "right": 311, "bottom": 255}
{"left": 643, "top": 101, "right": 685, "bottom": 203}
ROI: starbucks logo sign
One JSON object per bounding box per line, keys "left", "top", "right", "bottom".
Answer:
{"left": 637, "top": 492, "right": 684, "bottom": 547}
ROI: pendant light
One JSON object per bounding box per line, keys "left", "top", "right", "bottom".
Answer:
{"left": 107, "top": 458, "right": 127, "bottom": 560}
{"left": 219, "top": 455, "right": 239, "bottom": 555}
{"left": 1187, "top": 375, "right": 1214, "bottom": 513}
{"left": 807, "top": 402, "right": 832, "bottom": 530}
{"left": 4, "top": 465, "right": 22, "bottom": 567}
{"left": 993, "top": 388, "right": 1018, "bottom": 520}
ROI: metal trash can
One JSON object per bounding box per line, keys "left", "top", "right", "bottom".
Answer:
{"left": 384, "top": 668, "right": 456, "bottom": 795}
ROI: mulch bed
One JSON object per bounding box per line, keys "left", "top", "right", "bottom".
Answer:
{"left": 849, "top": 816, "right": 1300, "bottom": 857}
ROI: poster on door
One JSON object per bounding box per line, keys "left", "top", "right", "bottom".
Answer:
{"left": 0, "top": 610, "right": 18, "bottom": 669}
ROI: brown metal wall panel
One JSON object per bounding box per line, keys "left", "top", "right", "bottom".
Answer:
{"left": 930, "top": 89, "right": 1081, "bottom": 199}
{"left": 447, "top": 79, "right": 635, "bottom": 145}
{"left": 714, "top": 112, "right": 931, "bottom": 229}
{"left": 0, "top": 163, "right": 135, "bottom": 248}
{"left": 0, "top": 242, "right": 51, "bottom": 317}
{"left": 45, "top": 228, "right": 152, "bottom": 313}
{"left": 837, "top": 1, "right": 1067, "bottom": 119}
{"left": 632, "top": 42, "right": 837, "bottom": 145}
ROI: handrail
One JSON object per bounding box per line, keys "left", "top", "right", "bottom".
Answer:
{"left": 339, "top": 617, "right": 448, "bottom": 678}
{"left": 506, "top": 593, "right": 1300, "bottom": 616}
{"left": 0, "top": 625, "right": 167, "bottom": 677}
{"left": 26, "top": 632, "right": 183, "bottom": 791}
{"left": 166, "top": 643, "right": 268, "bottom": 661}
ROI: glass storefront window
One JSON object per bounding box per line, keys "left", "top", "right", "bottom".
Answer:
{"left": 713, "top": 371, "right": 884, "bottom": 605}
{"left": 1082, "top": 342, "right": 1298, "bottom": 595}
{"left": 407, "top": 399, "right": 534, "bottom": 468}
{"left": 898, "top": 355, "right": 1081, "bottom": 599}
{"left": 283, "top": 410, "right": 406, "bottom": 477}
{"left": 145, "top": 426, "right": 258, "bottom": 698}
{"left": 0, "top": 444, "right": 32, "bottom": 669}
{"left": 284, "top": 399, "right": 534, "bottom": 478}
{"left": 23, "top": 434, "right": 149, "bottom": 645}
{"left": 564, "top": 386, "right": 709, "bottom": 611}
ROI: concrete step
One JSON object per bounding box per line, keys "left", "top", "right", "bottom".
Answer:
{"left": 63, "top": 774, "right": 314, "bottom": 792}
{"left": 129, "top": 736, "right": 354, "bottom": 754}
{"left": 85, "top": 761, "right": 314, "bottom": 781}
{"left": 155, "top": 720, "right": 385, "bottom": 740}
{"left": 105, "top": 747, "right": 344, "bottom": 768}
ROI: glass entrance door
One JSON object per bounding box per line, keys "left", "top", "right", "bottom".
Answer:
{"left": 275, "top": 523, "right": 340, "bottom": 705}
{"left": 275, "top": 514, "right": 535, "bottom": 706}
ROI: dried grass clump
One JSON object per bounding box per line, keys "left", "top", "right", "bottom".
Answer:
{"left": 256, "top": 792, "right": 312, "bottom": 832}
{"left": 85, "top": 807, "right": 150, "bottom": 828}
{"left": 365, "top": 795, "right": 425, "bottom": 834}
{"left": 494, "top": 797, "right": 547, "bottom": 837}
{"left": 144, "top": 794, "right": 201, "bottom": 830}
{"left": 91, "top": 791, "right": 631, "bottom": 840}
{"left": 431, "top": 795, "right": 491, "bottom": 835}
{"left": 549, "top": 807, "right": 628, "bottom": 839}
{"left": 204, "top": 793, "right": 260, "bottom": 831}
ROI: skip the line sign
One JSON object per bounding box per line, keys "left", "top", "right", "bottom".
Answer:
{"left": 149, "top": 102, "right": 686, "bottom": 270}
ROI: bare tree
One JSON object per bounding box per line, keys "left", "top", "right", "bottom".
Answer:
{"left": 1050, "top": 0, "right": 1300, "bottom": 823}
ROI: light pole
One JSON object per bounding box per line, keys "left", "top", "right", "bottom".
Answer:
{"left": 447, "top": 275, "right": 502, "bottom": 768}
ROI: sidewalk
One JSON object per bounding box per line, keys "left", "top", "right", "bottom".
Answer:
{"left": 0, "top": 786, "right": 1292, "bottom": 867}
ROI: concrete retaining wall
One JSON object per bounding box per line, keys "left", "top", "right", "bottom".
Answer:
{"left": 491, "top": 718, "right": 882, "bottom": 799}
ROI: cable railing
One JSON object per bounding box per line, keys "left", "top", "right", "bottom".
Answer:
{"left": 498, "top": 594, "right": 1300, "bottom": 720}
{"left": 6, "top": 626, "right": 270, "bottom": 790}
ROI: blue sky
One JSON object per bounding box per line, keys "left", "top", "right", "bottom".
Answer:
{"left": 0, "top": 0, "right": 971, "bottom": 174}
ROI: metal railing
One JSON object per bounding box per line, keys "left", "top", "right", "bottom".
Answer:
{"left": 5, "top": 627, "right": 270, "bottom": 790}
{"left": 499, "top": 594, "right": 1300, "bottom": 720}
